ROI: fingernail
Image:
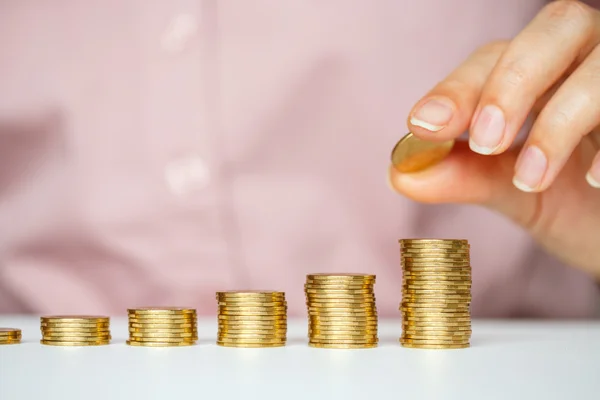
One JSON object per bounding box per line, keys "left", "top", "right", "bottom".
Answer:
{"left": 469, "top": 104, "right": 505, "bottom": 155}
{"left": 410, "top": 98, "right": 454, "bottom": 132}
{"left": 513, "top": 145, "right": 547, "bottom": 192}
{"left": 586, "top": 153, "right": 600, "bottom": 189}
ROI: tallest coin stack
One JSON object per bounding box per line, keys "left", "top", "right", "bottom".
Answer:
{"left": 399, "top": 239, "right": 472, "bottom": 349}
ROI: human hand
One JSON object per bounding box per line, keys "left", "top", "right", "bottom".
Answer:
{"left": 389, "top": 1, "right": 600, "bottom": 278}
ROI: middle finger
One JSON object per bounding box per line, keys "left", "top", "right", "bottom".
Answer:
{"left": 469, "top": 1, "right": 600, "bottom": 155}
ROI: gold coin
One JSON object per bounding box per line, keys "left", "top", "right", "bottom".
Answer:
{"left": 305, "top": 283, "right": 374, "bottom": 290}
{"left": 307, "top": 301, "right": 375, "bottom": 307}
{"left": 403, "top": 255, "right": 470, "bottom": 262}
{"left": 400, "top": 337, "right": 469, "bottom": 345}
{"left": 42, "top": 336, "right": 112, "bottom": 343}
{"left": 402, "top": 276, "right": 470, "bottom": 283}
{"left": 402, "top": 269, "right": 472, "bottom": 276}
{"left": 403, "top": 253, "right": 470, "bottom": 259}
{"left": 402, "top": 326, "right": 472, "bottom": 333}
{"left": 217, "top": 301, "right": 286, "bottom": 307}
{"left": 129, "top": 322, "right": 196, "bottom": 329}
{"left": 216, "top": 291, "right": 285, "bottom": 298}
{"left": 402, "top": 288, "right": 471, "bottom": 295}
{"left": 0, "top": 336, "right": 21, "bottom": 342}
{"left": 128, "top": 307, "right": 195, "bottom": 314}
{"left": 129, "top": 327, "right": 196, "bottom": 333}
{"left": 403, "top": 330, "right": 472, "bottom": 338}
{"left": 40, "top": 340, "right": 110, "bottom": 346}
{"left": 304, "top": 290, "right": 375, "bottom": 299}
{"left": 218, "top": 311, "right": 287, "bottom": 317}
{"left": 401, "top": 298, "right": 471, "bottom": 305}
{"left": 41, "top": 315, "right": 109, "bottom": 322}
{"left": 309, "top": 335, "right": 378, "bottom": 342}
{"left": 310, "top": 325, "right": 378, "bottom": 331}
{"left": 130, "top": 332, "right": 195, "bottom": 339}
{"left": 309, "top": 330, "right": 377, "bottom": 337}
{"left": 306, "top": 297, "right": 375, "bottom": 304}
{"left": 0, "top": 328, "right": 21, "bottom": 334}
{"left": 218, "top": 305, "right": 287, "bottom": 312}
{"left": 401, "top": 305, "right": 469, "bottom": 312}
{"left": 127, "top": 336, "right": 195, "bottom": 343}
{"left": 402, "top": 318, "right": 471, "bottom": 326}
{"left": 42, "top": 331, "right": 111, "bottom": 337}
{"left": 41, "top": 329, "right": 111, "bottom": 336}
{"left": 304, "top": 287, "right": 373, "bottom": 293}
{"left": 218, "top": 328, "right": 287, "bottom": 335}
{"left": 308, "top": 312, "right": 377, "bottom": 318}
{"left": 400, "top": 238, "right": 468, "bottom": 245}
{"left": 217, "top": 315, "right": 286, "bottom": 322}
{"left": 218, "top": 334, "right": 285, "bottom": 341}
{"left": 309, "top": 321, "right": 378, "bottom": 328}
{"left": 0, "top": 340, "right": 21, "bottom": 345}
{"left": 128, "top": 319, "right": 196, "bottom": 326}
{"left": 308, "top": 342, "right": 377, "bottom": 349}
{"left": 309, "top": 320, "right": 378, "bottom": 326}
{"left": 216, "top": 341, "right": 285, "bottom": 348}
{"left": 391, "top": 132, "right": 455, "bottom": 173}
{"left": 219, "top": 320, "right": 287, "bottom": 326}
{"left": 402, "top": 250, "right": 470, "bottom": 256}
{"left": 308, "top": 338, "right": 378, "bottom": 345}
{"left": 217, "top": 337, "right": 286, "bottom": 344}
{"left": 309, "top": 317, "right": 378, "bottom": 322}
{"left": 126, "top": 340, "right": 195, "bottom": 347}
{"left": 399, "top": 341, "right": 469, "bottom": 349}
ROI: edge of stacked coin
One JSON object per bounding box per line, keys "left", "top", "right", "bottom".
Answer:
{"left": 216, "top": 291, "right": 287, "bottom": 348}
{"left": 40, "top": 315, "right": 111, "bottom": 346}
{"left": 127, "top": 307, "right": 198, "bottom": 347}
{"left": 399, "top": 239, "right": 472, "bottom": 349}
{"left": 0, "top": 328, "right": 22, "bottom": 345}
{"left": 305, "top": 273, "right": 378, "bottom": 349}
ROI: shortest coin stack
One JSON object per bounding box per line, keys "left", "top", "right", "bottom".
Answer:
{"left": 40, "top": 316, "right": 111, "bottom": 346}
{"left": 0, "top": 328, "right": 22, "bottom": 345}
{"left": 127, "top": 307, "right": 198, "bottom": 347}
{"left": 216, "top": 291, "right": 287, "bottom": 348}
{"left": 305, "top": 273, "right": 378, "bottom": 349}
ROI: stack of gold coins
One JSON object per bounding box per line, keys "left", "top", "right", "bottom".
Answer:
{"left": 0, "top": 328, "right": 22, "bottom": 345}
{"left": 305, "top": 273, "right": 378, "bottom": 349}
{"left": 216, "top": 291, "right": 287, "bottom": 348}
{"left": 127, "top": 307, "right": 198, "bottom": 347}
{"left": 40, "top": 316, "right": 111, "bottom": 346}
{"left": 399, "top": 239, "right": 472, "bottom": 349}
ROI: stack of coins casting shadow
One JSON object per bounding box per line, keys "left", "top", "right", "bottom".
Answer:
{"left": 0, "top": 328, "right": 21, "bottom": 345}
{"left": 399, "top": 239, "right": 472, "bottom": 349}
{"left": 305, "top": 273, "right": 378, "bottom": 349}
{"left": 40, "top": 315, "right": 111, "bottom": 346}
{"left": 216, "top": 291, "right": 288, "bottom": 347}
{"left": 127, "top": 307, "right": 198, "bottom": 347}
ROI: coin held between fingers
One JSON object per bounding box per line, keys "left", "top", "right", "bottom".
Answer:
{"left": 391, "top": 132, "right": 455, "bottom": 173}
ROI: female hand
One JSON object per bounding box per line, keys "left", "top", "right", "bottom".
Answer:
{"left": 389, "top": 1, "right": 600, "bottom": 278}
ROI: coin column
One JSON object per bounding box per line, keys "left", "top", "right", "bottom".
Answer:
{"left": 40, "top": 316, "right": 111, "bottom": 346}
{"left": 305, "top": 274, "right": 378, "bottom": 349}
{"left": 216, "top": 291, "right": 288, "bottom": 347}
{"left": 127, "top": 307, "right": 198, "bottom": 347}
{"left": 0, "top": 328, "right": 21, "bottom": 345}
{"left": 399, "top": 239, "right": 472, "bottom": 349}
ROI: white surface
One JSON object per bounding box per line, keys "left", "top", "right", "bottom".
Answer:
{"left": 1, "top": 316, "right": 600, "bottom": 400}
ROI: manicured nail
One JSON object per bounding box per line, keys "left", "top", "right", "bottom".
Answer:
{"left": 410, "top": 98, "right": 455, "bottom": 132}
{"left": 469, "top": 104, "right": 506, "bottom": 155}
{"left": 513, "top": 145, "right": 547, "bottom": 192}
{"left": 586, "top": 153, "right": 600, "bottom": 189}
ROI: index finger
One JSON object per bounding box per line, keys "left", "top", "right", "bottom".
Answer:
{"left": 407, "top": 41, "right": 506, "bottom": 141}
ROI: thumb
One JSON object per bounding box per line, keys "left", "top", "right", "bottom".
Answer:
{"left": 388, "top": 141, "right": 539, "bottom": 229}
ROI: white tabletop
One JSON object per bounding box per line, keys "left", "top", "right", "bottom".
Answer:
{"left": 1, "top": 316, "right": 599, "bottom": 400}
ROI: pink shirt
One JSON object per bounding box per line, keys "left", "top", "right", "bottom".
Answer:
{"left": 1, "top": 0, "right": 599, "bottom": 318}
